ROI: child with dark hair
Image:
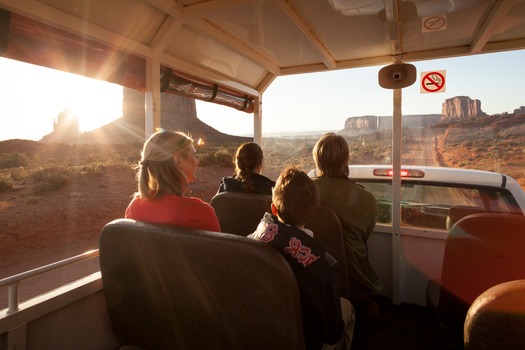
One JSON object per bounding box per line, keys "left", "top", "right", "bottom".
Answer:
{"left": 249, "top": 166, "right": 354, "bottom": 350}
{"left": 217, "top": 142, "right": 274, "bottom": 195}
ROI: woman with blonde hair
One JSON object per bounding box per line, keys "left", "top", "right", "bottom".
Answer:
{"left": 217, "top": 142, "right": 274, "bottom": 195}
{"left": 125, "top": 130, "right": 220, "bottom": 232}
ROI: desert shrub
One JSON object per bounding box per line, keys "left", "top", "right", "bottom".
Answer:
{"left": 0, "top": 173, "right": 14, "bottom": 192}
{"left": 31, "top": 166, "right": 70, "bottom": 194}
{"left": 82, "top": 163, "right": 109, "bottom": 177}
{"left": 10, "top": 167, "right": 30, "bottom": 181}
{"left": 0, "top": 152, "right": 30, "bottom": 169}
{"left": 198, "top": 148, "right": 234, "bottom": 167}
{"left": 213, "top": 149, "right": 234, "bottom": 167}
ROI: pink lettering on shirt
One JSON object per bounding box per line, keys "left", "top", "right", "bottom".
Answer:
{"left": 284, "top": 237, "right": 320, "bottom": 267}
{"left": 261, "top": 223, "right": 279, "bottom": 243}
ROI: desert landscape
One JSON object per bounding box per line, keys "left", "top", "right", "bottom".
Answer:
{"left": 1, "top": 96, "right": 525, "bottom": 308}
{"left": 0, "top": 140, "right": 239, "bottom": 307}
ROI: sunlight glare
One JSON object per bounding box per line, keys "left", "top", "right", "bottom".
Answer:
{"left": 66, "top": 79, "right": 124, "bottom": 132}
{"left": 0, "top": 57, "right": 123, "bottom": 141}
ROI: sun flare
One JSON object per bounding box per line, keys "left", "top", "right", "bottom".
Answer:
{"left": 65, "top": 80, "right": 124, "bottom": 132}
{"left": 0, "top": 57, "right": 124, "bottom": 141}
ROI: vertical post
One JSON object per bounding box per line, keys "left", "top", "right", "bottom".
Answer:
{"left": 391, "top": 88, "right": 402, "bottom": 305}
{"left": 7, "top": 282, "right": 20, "bottom": 315}
{"left": 144, "top": 55, "right": 161, "bottom": 140}
{"left": 253, "top": 95, "right": 262, "bottom": 145}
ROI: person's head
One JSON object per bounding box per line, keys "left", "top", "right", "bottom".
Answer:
{"left": 234, "top": 142, "right": 264, "bottom": 179}
{"left": 312, "top": 132, "right": 350, "bottom": 178}
{"left": 136, "top": 130, "right": 197, "bottom": 199}
{"left": 271, "top": 166, "right": 319, "bottom": 227}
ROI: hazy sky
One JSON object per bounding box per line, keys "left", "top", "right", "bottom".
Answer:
{"left": 197, "top": 49, "right": 525, "bottom": 135}
{"left": 1, "top": 49, "right": 524, "bottom": 141}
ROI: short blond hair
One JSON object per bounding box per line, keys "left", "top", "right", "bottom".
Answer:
{"left": 135, "top": 130, "right": 193, "bottom": 199}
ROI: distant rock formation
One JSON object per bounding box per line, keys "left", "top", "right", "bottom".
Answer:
{"left": 341, "top": 96, "right": 493, "bottom": 136}
{"left": 341, "top": 114, "right": 441, "bottom": 136}
{"left": 344, "top": 116, "right": 378, "bottom": 131}
{"left": 41, "top": 109, "right": 80, "bottom": 143}
{"left": 42, "top": 88, "right": 250, "bottom": 144}
{"left": 441, "top": 96, "right": 486, "bottom": 120}
{"left": 514, "top": 106, "right": 525, "bottom": 115}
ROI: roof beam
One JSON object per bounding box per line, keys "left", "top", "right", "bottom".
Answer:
{"left": 144, "top": 0, "right": 184, "bottom": 19}
{"left": 0, "top": 0, "right": 152, "bottom": 58}
{"left": 257, "top": 72, "right": 277, "bottom": 93}
{"left": 470, "top": 0, "right": 518, "bottom": 53}
{"left": 188, "top": 19, "right": 281, "bottom": 75}
{"left": 150, "top": 17, "right": 184, "bottom": 55}
{"left": 382, "top": 0, "right": 402, "bottom": 56}
{"left": 182, "top": 0, "right": 253, "bottom": 18}
{"left": 278, "top": 0, "right": 337, "bottom": 70}
{"left": 145, "top": 0, "right": 281, "bottom": 82}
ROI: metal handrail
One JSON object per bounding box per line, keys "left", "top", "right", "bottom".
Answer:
{"left": 0, "top": 249, "right": 99, "bottom": 315}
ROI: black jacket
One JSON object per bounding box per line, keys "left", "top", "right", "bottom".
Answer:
{"left": 249, "top": 213, "right": 344, "bottom": 350}
{"left": 217, "top": 174, "right": 275, "bottom": 195}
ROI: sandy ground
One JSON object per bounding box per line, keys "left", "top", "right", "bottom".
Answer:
{"left": 0, "top": 163, "right": 232, "bottom": 308}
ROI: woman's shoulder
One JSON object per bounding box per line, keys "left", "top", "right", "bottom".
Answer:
{"left": 314, "top": 176, "right": 375, "bottom": 197}
{"left": 157, "top": 194, "right": 207, "bottom": 206}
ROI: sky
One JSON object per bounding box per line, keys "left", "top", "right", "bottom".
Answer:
{"left": 1, "top": 49, "right": 524, "bottom": 141}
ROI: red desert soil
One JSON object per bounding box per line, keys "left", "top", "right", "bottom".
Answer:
{"left": 0, "top": 162, "right": 233, "bottom": 281}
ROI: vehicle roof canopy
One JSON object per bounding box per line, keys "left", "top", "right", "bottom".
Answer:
{"left": 1, "top": 0, "right": 525, "bottom": 103}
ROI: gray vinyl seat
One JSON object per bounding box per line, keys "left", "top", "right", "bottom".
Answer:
{"left": 465, "top": 279, "right": 525, "bottom": 350}
{"left": 306, "top": 203, "right": 350, "bottom": 300}
{"left": 445, "top": 206, "right": 492, "bottom": 231}
{"left": 426, "top": 213, "right": 525, "bottom": 330}
{"left": 210, "top": 191, "right": 272, "bottom": 236}
{"left": 99, "top": 218, "right": 305, "bottom": 350}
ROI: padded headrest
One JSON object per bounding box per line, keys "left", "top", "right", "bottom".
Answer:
{"left": 211, "top": 192, "right": 272, "bottom": 236}
{"left": 439, "top": 213, "right": 525, "bottom": 327}
{"left": 99, "top": 219, "right": 304, "bottom": 350}
{"left": 465, "top": 279, "right": 525, "bottom": 350}
{"left": 306, "top": 203, "right": 350, "bottom": 299}
{"left": 446, "top": 206, "right": 523, "bottom": 231}
{"left": 445, "top": 206, "right": 488, "bottom": 231}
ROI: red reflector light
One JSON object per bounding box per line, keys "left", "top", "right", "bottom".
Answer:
{"left": 373, "top": 169, "right": 425, "bottom": 178}
{"left": 373, "top": 169, "right": 390, "bottom": 176}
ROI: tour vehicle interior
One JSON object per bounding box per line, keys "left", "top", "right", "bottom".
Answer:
{"left": 2, "top": 0, "right": 525, "bottom": 349}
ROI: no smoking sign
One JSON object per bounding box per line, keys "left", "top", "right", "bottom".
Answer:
{"left": 422, "top": 15, "right": 447, "bottom": 33}
{"left": 420, "top": 70, "right": 446, "bottom": 94}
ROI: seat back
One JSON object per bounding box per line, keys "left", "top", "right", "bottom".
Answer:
{"left": 211, "top": 191, "right": 272, "bottom": 236}
{"left": 465, "top": 279, "right": 525, "bottom": 350}
{"left": 99, "top": 219, "right": 305, "bottom": 350}
{"left": 306, "top": 203, "right": 350, "bottom": 299}
{"left": 437, "top": 213, "right": 525, "bottom": 328}
{"left": 445, "top": 206, "right": 491, "bottom": 231}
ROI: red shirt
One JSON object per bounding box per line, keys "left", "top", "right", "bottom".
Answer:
{"left": 125, "top": 194, "right": 221, "bottom": 232}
